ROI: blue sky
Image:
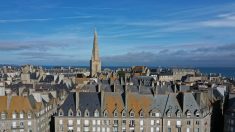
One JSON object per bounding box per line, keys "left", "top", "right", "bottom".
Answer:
{"left": 1, "top": 0, "right": 235, "bottom": 67}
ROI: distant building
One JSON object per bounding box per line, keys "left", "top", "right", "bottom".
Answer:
{"left": 90, "top": 29, "right": 101, "bottom": 77}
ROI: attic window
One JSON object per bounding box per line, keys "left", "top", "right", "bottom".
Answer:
{"left": 68, "top": 110, "right": 73, "bottom": 117}
{"left": 20, "top": 113, "right": 24, "bottom": 119}
{"left": 12, "top": 113, "right": 17, "bottom": 119}
{"left": 85, "top": 111, "right": 89, "bottom": 117}
{"left": 77, "top": 110, "right": 81, "bottom": 117}
{"left": 94, "top": 110, "right": 99, "bottom": 117}
{"left": 103, "top": 111, "right": 107, "bottom": 117}
{"left": 130, "top": 111, "right": 134, "bottom": 117}
{"left": 122, "top": 111, "right": 126, "bottom": 117}
{"left": 195, "top": 110, "right": 200, "bottom": 117}
{"left": 28, "top": 113, "right": 32, "bottom": 119}
{"left": 140, "top": 111, "right": 144, "bottom": 117}
{"left": 186, "top": 111, "right": 191, "bottom": 118}
{"left": 151, "top": 113, "right": 155, "bottom": 117}
{"left": 114, "top": 111, "right": 118, "bottom": 117}
{"left": 59, "top": 110, "right": 64, "bottom": 116}
{"left": 1, "top": 113, "right": 6, "bottom": 119}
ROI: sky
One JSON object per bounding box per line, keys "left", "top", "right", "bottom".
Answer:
{"left": 1, "top": 0, "right": 235, "bottom": 67}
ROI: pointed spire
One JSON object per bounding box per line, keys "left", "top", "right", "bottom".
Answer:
{"left": 92, "top": 28, "right": 100, "bottom": 61}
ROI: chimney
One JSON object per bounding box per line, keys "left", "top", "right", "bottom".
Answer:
{"left": 174, "top": 84, "right": 177, "bottom": 93}
{"left": 125, "top": 85, "right": 128, "bottom": 111}
{"left": 98, "top": 83, "right": 102, "bottom": 92}
{"left": 101, "top": 89, "right": 105, "bottom": 114}
{"left": 76, "top": 91, "right": 79, "bottom": 109}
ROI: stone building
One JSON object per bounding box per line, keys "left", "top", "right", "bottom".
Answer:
{"left": 0, "top": 94, "right": 57, "bottom": 132}
{"left": 54, "top": 89, "right": 211, "bottom": 132}
{"left": 90, "top": 30, "right": 101, "bottom": 77}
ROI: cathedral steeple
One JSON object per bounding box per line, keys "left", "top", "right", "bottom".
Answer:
{"left": 90, "top": 29, "right": 101, "bottom": 77}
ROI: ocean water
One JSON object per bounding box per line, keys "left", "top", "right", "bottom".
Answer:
{"left": 198, "top": 67, "right": 235, "bottom": 78}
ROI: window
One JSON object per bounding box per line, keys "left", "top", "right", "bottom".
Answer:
{"left": 129, "top": 120, "right": 135, "bottom": 127}
{"left": 196, "top": 121, "right": 200, "bottom": 125}
{"left": 114, "top": 120, "right": 118, "bottom": 126}
{"left": 176, "top": 120, "right": 181, "bottom": 127}
{"left": 85, "top": 110, "right": 89, "bottom": 117}
{"left": 84, "top": 120, "right": 89, "bottom": 126}
{"left": 28, "top": 121, "right": 32, "bottom": 126}
{"left": 12, "top": 122, "right": 16, "bottom": 128}
{"left": 94, "top": 110, "right": 99, "bottom": 117}
{"left": 151, "top": 120, "right": 154, "bottom": 125}
{"left": 77, "top": 127, "right": 81, "bottom": 132}
{"left": 139, "top": 110, "right": 144, "bottom": 117}
{"left": 122, "top": 111, "right": 126, "bottom": 117}
{"left": 77, "top": 110, "right": 81, "bottom": 117}
{"left": 20, "top": 113, "right": 24, "bottom": 119}
{"left": 59, "top": 120, "right": 63, "bottom": 125}
{"left": 130, "top": 111, "right": 134, "bottom": 117}
{"left": 97, "top": 120, "right": 101, "bottom": 125}
{"left": 68, "top": 110, "right": 73, "bottom": 116}
{"left": 68, "top": 120, "right": 73, "bottom": 126}
{"left": 104, "top": 110, "right": 108, "bottom": 117}
{"left": 187, "top": 128, "right": 190, "bottom": 132}
{"left": 168, "top": 128, "right": 171, "bottom": 132}
{"left": 28, "top": 113, "right": 32, "bottom": 119}
{"left": 12, "top": 113, "right": 17, "bottom": 119}
{"left": 186, "top": 111, "right": 191, "bottom": 118}
{"left": 1, "top": 113, "right": 6, "bottom": 119}
{"left": 177, "top": 127, "right": 181, "bottom": 132}
{"left": 59, "top": 110, "right": 63, "bottom": 116}
{"left": 114, "top": 112, "right": 118, "bottom": 117}
{"left": 156, "top": 112, "right": 160, "bottom": 117}
{"left": 151, "top": 113, "right": 155, "bottom": 117}
{"left": 167, "top": 120, "right": 171, "bottom": 126}
{"left": 156, "top": 120, "right": 160, "bottom": 125}
{"left": 156, "top": 127, "right": 160, "bottom": 132}
{"left": 187, "top": 121, "right": 191, "bottom": 125}
{"left": 77, "top": 120, "right": 80, "bottom": 125}
{"left": 140, "top": 120, "right": 144, "bottom": 126}
{"left": 20, "top": 122, "right": 24, "bottom": 127}
{"left": 122, "top": 120, "right": 126, "bottom": 125}
{"left": 92, "top": 120, "right": 96, "bottom": 125}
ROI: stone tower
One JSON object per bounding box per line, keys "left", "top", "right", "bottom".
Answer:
{"left": 90, "top": 29, "right": 101, "bottom": 77}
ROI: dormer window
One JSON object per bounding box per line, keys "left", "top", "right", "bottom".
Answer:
{"left": 130, "top": 111, "right": 135, "bottom": 117}
{"left": 166, "top": 110, "right": 171, "bottom": 117}
{"left": 122, "top": 110, "right": 126, "bottom": 117}
{"left": 103, "top": 110, "right": 108, "bottom": 117}
{"left": 156, "top": 112, "right": 160, "bottom": 117}
{"left": 176, "top": 110, "right": 181, "bottom": 117}
{"left": 151, "top": 113, "right": 155, "bottom": 117}
{"left": 1, "top": 112, "right": 6, "bottom": 119}
{"left": 84, "top": 109, "right": 89, "bottom": 117}
{"left": 12, "top": 113, "right": 17, "bottom": 119}
{"left": 186, "top": 110, "right": 191, "bottom": 118}
{"left": 113, "top": 109, "right": 118, "bottom": 117}
{"left": 28, "top": 113, "right": 32, "bottom": 119}
{"left": 195, "top": 110, "right": 200, "bottom": 117}
{"left": 94, "top": 109, "right": 99, "bottom": 117}
{"left": 77, "top": 110, "right": 81, "bottom": 117}
{"left": 20, "top": 112, "right": 24, "bottom": 119}
{"left": 68, "top": 109, "right": 73, "bottom": 117}
{"left": 59, "top": 109, "right": 64, "bottom": 116}
{"left": 140, "top": 111, "right": 144, "bottom": 117}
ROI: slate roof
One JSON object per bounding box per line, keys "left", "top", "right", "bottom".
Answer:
{"left": 78, "top": 92, "right": 101, "bottom": 117}
{"left": 59, "top": 92, "right": 76, "bottom": 116}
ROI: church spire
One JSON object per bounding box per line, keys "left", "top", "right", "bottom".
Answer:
{"left": 90, "top": 29, "right": 101, "bottom": 77}
{"left": 92, "top": 28, "right": 100, "bottom": 61}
